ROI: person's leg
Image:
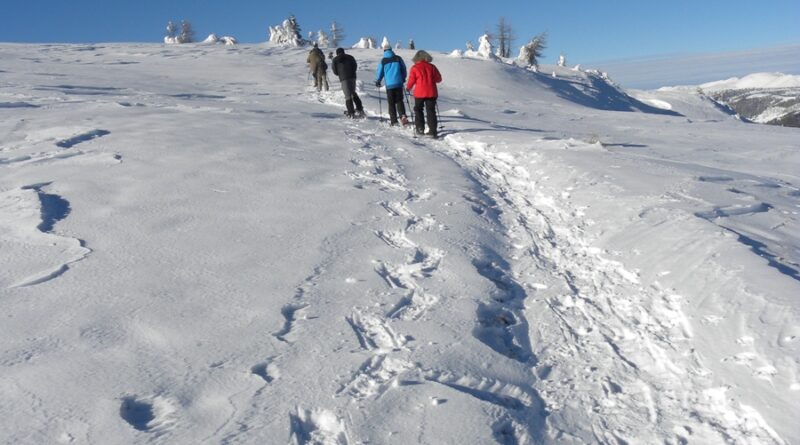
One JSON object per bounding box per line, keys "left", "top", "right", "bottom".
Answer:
{"left": 353, "top": 92, "right": 363, "bottom": 112}
{"left": 386, "top": 89, "right": 400, "bottom": 124}
{"left": 395, "top": 90, "right": 407, "bottom": 120}
{"left": 322, "top": 73, "right": 329, "bottom": 91}
{"left": 341, "top": 80, "right": 355, "bottom": 115}
{"left": 414, "top": 98, "right": 425, "bottom": 134}
{"left": 425, "top": 99, "right": 437, "bottom": 136}
{"left": 314, "top": 71, "right": 323, "bottom": 91}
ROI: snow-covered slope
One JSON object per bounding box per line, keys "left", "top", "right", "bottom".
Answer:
{"left": 1, "top": 43, "right": 798, "bottom": 445}
{"left": 652, "top": 73, "right": 800, "bottom": 127}
{"left": 700, "top": 72, "right": 800, "bottom": 91}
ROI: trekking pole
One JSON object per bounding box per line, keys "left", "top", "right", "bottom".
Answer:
{"left": 404, "top": 88, "right": 415, "bottom": 128}
{"left": 435, "top": 101, "right": 444, "bottom": 131}
{"left": 377, "top": 85, "right": 383, "bottom": 123}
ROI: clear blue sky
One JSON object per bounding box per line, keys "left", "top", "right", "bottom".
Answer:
{"left": 2, "top": 0, "right": 798, "bottom": 67}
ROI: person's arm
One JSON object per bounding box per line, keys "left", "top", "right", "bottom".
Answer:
{"left": 375, "top": 60, "right": 385, "bottom": 84}
{"left": 406, "top": 66, "right": 417, "bottom": 91}
{"left": 434, "top": 65, "right": 442, "bottom": 83}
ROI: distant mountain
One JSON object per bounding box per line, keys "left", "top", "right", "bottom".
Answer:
{"left": 699, "top": 73, "right": 800, "bottom": 127}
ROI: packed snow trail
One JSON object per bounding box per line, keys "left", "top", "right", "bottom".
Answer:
{"left": 310, "top": 59, "right": 796, "bottom": 443}
{"left": 1, "top": 44, "right": 797, "bottom": 445}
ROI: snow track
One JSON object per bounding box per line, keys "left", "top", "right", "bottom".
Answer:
{"left": 434, "top": 135, "right": 789, "bottom": 444}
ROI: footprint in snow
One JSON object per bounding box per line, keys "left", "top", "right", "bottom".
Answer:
{"left": 119, "top": 395, "right": 177, "bottom": 433}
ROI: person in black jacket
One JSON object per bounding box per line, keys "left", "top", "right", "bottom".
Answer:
{"left": 331, "top": 48, "right": 364, "bottom": 118}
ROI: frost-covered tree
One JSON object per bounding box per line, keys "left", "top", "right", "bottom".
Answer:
{"left": 408, "top": 39, "right": 415, "bottom": 50}
{"left": 165, "top": 21, "right": 177, "bottom": 40}
{"left": 352, "top": 37, "right": 377, "bottom": 49}
{"left": 317, "top": 30, "right": 330, "bottom": 48}
{"left": 178, "top": 20, "right": 195, "bottom": 43}
{"left": 465, "top": 34, "right": 499, "bottom": 60}
{"left": 517, "top": 32, "right": 547, "bottom": 67}
{"left": 558, "top": 54, "right": 566, "bottom": 67}
{"left": 288, "top": 15, "right": 303, "bottom": 43}
{"left": 380, "top": 36, "right": 391, "bottom": 50}
{"left": 330, "top": 21, "right": 345, "bottom": 47}
{"left": 268, "top": 16, "right": 305, "bottom": 46}
{"left": 495, "top": 17, "right": 516, "bottom": 58}
{"left": 220, "top": 36, "right": 238, "bottom": 46}
{"left": 477, "top": 34, "right": 498, "bottom": 59}
{"left": 395, "top": 40, "right": 402, "bottom": 49}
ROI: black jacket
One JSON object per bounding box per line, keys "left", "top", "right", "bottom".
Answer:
{"left": 332, "top": 53, "right": 358, "bottom": 81}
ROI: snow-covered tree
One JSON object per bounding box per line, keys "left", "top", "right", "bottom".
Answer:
{"left": 395, "top": 41, "right": 402, "bottom": 49}
{"left": 516, "top": 32, "right": 547, "bottom": 67}
{"left": 202, "top": 34, "right": 237, "bottom": 46}
{"left": 408, "top": 39, "right": 415, "bottom": 50}
{"left": 316, "top": 30, "right": 330, "bottom": 48}
{"left": 477, "top": 34, "right": 496, "bottom": 59}
{"left": 178, "top": 20, "right": 195, "bottom": 43}
{"left": 352, "top": 37, "right": 377, "bottom": 49}
{"left": 268, "top": 16, "right": 305, "bottom": 47}
{"left": 380, "top": 36, "right": 391, "bottom": 50}
{"left": 288, "top": 15, "right": 303, "bottom": 43}
{"left": 495, "top": 17, "right": 516, "bottom": 58}
{"left": 558, "top": 54, "right": 566, "bottom": 67}
{"left": 464, "top": 34, "right": 500, "bottom": 60}
{"left": 330, "top": 21, "right": 345, "bottom": 47}
{"left": 165, "top": 21, "right": 177, "bottom": 41}
{"left": 220, "top": 36, "right": 238, "bottom": 46}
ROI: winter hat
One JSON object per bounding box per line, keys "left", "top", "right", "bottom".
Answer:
{"left": 412, "top": 50, "right": 433, "bottom": 63}
{"left": 336, "top": 47, "right": 345, "bottom": 56}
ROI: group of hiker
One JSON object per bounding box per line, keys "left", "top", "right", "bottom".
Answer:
{"left": 306, "top": 41, "right": 442, "bottom": 138}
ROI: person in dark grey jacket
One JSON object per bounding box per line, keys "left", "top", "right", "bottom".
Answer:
{"left": 332, "top": 48, "right": 364, "bottom": 118}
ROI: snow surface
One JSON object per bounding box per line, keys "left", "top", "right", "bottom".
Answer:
{"left": 1, "top": 43, "right": 799, "bottom": 445}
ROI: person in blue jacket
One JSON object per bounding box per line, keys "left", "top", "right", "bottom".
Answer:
{"left": 375, "top": 42, "right": 408, "bottom": 126}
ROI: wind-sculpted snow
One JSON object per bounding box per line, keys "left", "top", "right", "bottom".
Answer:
{"left": 0, "top": 183, "right": 90, "bottom": 288}
{"left": 0, "top": 43, "right": 796, "bottom": 445}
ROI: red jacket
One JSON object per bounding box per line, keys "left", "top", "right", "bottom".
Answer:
{"left": 406, "top": 60, "right": 442, "bottom": 99}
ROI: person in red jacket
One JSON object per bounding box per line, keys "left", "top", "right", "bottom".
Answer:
{"left": 406, "top": 50, "right": 442, "bottom": 138}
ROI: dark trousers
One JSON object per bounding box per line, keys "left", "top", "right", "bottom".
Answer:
{"left": 345, "top": 93, "right": 363, "bottom": 115}
{"left": 386, "top": 88, "right": 406, "bottom": 124}
{"left": 414, "top": 98, "right": 438, "bottom": 135}
{"left": 340, "top": 79, "right": 363, "bottom": 115}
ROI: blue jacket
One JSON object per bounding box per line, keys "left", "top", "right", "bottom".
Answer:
{"left": 375, "top": 49, "right": 407, "bottom": 89}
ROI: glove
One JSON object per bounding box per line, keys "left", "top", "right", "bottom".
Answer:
{"left": 375, "top": 81, "right": 381, "bottom": 87}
